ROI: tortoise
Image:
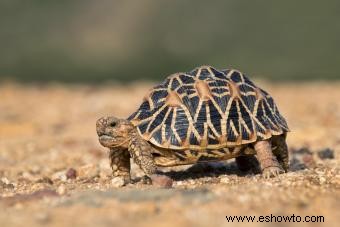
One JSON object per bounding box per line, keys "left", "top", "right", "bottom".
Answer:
{"left": 96, "top": 65, "right": 289, "bottom": 187}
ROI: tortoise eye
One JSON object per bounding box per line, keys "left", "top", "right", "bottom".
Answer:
{"left": 110, "top": 122, "right": 117, "bottom": 127}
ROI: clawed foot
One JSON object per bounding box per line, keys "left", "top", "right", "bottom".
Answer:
{"left": 150, "top": 174, "right": 173, "bottom": 188}
{"left": 262, "top": 166, "right": 284, "bottom": 178}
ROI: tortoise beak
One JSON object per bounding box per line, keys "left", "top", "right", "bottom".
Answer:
{"left": 96, "top": 117, "right": 107, "bottom": 136}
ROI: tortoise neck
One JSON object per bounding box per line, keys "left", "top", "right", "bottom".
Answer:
{"left": 128, "top": 127, "right": 139, "bottom": 141}
{"left": 128, "top": 128, "right": 152, "bottom": 153}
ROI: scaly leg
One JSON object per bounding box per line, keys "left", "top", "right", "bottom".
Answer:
{"left": 272, "top": 134, "right": 289, "bottom": 172}
{"left": 109, "top": 148, "right": 131, "bottom": 184}
{"left": 254, "top": 140, "right": 284, "bottom": 178}
{"left": 129, "top": 136, "right": 173, "bottom": 188}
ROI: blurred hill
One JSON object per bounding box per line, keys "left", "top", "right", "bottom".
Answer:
{"left": 0, "top": 0, "right": 339, "bottom": 82}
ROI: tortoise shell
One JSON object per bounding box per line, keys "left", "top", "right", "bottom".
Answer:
{"left": 128, "top": 66, "right": 289, "bottom": 150}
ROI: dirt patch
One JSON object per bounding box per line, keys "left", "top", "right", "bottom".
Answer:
{"left": 0, "top": 82, "right": 339, "bottom": 226}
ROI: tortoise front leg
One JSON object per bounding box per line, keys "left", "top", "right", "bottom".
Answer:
{"left": 128, "top": 137, "right": 173, "bottom": 188}
{"left": 109, "top": 148, "right": 131, "bottom": 184}
{"left": 254, "top": 140, "right": 284, "bottom": 178}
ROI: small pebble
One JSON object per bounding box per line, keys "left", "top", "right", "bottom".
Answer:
{"left": 302, "top": 154, "right": 316, "bottom": 168}
{"left": 111, "top": 177, "right": 125, "bottom": 187}
{"left": 0, "top": 178, "right": 15, "bottom": 190}
{"left": 1, "top": 177, "right": 10, "bottom": 184}
{"left": 319, "top": 176, "right": 327, "bottom": 184}
{"left": 175, "top": 181, "right": 184, "bottom": 186}
{"left": 150, "top": 175, "right": 173, "bottom": 188}
{"left": 51, "top": 170, "right": 67, "bottom": 182}
{"left": 317, "top": 148, "right": 335, "bottom": 160}
{"left": 66, "top": 168, "right": 77, "bottom": 180}
{"left": 78, "top": 164, "right": 100, "bottom": 179}
{"left": 219, "top": 176, "right": 230, "bottom": 184}
{"left": 57, "top": 185, "right": 67, "bottom": 195}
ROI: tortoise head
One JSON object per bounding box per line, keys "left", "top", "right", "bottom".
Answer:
{"left": 96, "top": 116, "right": 135, "bottom": 149}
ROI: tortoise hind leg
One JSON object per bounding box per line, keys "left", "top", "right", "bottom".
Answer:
{"left": 272, "top": 134, "right": 289, "bottom": 172}
{"left": 254, "top": 140, "right": 284, "bottom": 178}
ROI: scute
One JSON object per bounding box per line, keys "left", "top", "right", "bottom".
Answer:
{"left": 174, "top": 108, "right": 189, "bottom": 140}
{"left": 128, "top": 66, "right": 289, "bottom": 150}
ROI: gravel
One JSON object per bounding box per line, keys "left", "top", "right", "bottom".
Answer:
{"left": 0, "top": 82, "right": 339, "bottom": 226}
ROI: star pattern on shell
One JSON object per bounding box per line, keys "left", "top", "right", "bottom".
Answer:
{"left": 128, "top": 66, "right": 289, "bottom": 150}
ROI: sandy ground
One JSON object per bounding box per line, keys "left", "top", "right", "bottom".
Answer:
{"left": 0, "top": 81, "right": 339, "bottom": 227}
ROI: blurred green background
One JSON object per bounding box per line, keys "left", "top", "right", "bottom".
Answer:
{"left": 0, "top": 0, "right": 339, "bottom": 83}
